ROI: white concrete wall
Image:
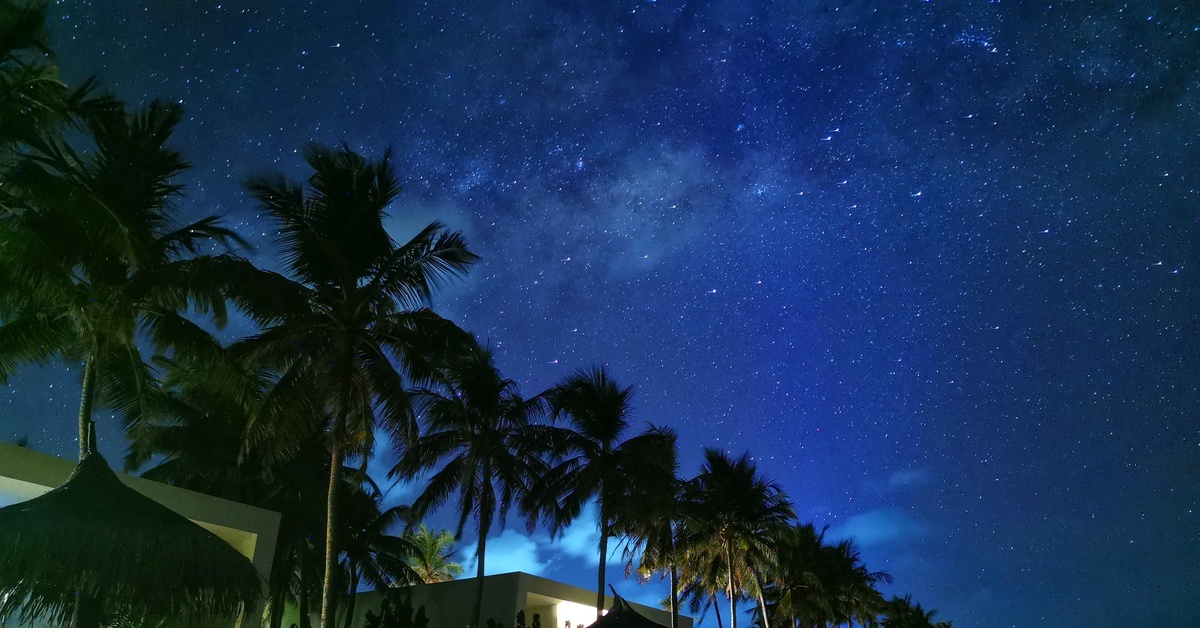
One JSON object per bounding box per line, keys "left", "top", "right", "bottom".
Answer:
{"left": 317, "top": 572, "right": 692, "bottom": 628}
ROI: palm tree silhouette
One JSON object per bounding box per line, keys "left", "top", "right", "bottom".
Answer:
{"left": 130, "top": 355, "right": 335, "bottom": 628}
{"left": 337, "top": 488, "right": 422, "bottom": 628}
{"left": 0, "top": 0, "right": 113, "bottom": 174}
{"left": 406, "top": 524, "right": 465, "bottom": 584}
{"left": 542, "top": 366, "right": 678, "bottom": 618}
{"left": 618, "top": 428, "right": 684, "bottom": 628}
{"left": 823, "top": 537, "right": 891, "bottom": 627}
{"left": 236, "top": 144, "right": 476, "bottom": 628}
{"left": 680, "top": 449, "right": 794, "bottom": 628}
{"left": 0, "top": 101, "right": 245, "bottom": 459}
{"left": 882, "top": 594, "right": 950, "bottom": 628}
{"left": 0, "top": 100, "right": 258, "bottom": 628}
{"left": 390, "top": 338, "right": 549, "bottom": 628}
{"left": 757, "top": 523, "right": 892, "bottom": 628}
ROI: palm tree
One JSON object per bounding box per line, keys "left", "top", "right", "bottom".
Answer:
{"left": 235, "top": 144, "right": 477, "bottom": 628}
{"left": 0, "top": 100, "right": 244, "bottom": 459}
{"left": 543, "top": 366, "right": 678, "bottom": 618}
{"left": 337, "top": 486, "right": 423, "bottom": 628}
{"left": 757, "top": 524, "right": 892, "bottom": 628}
{"left": 129, "top": 354, "right": 329, "bottom": 628}
{"left": 619, "top": 429, "right": 684, "bottom": 628}
{"left": 680, "top": 449, "right": 795, "bottom": 628}
{"left": 0, "top": 0, "right": 112, "bottom": 176}
{"left": 757, "top": 522, "right": 827, "bottom": 628}
{"left": 674, "top": 557, "right": 736, "bottom": 628}
{"left": 0, "top": 100, "right": 259, "bottom": 628}
{"left": 821, "top": 538, "right": 891, "bottom": 628}
{"left": 390, "top": 338, "right": 550, "bottom": 628}
{"left": 881, "top": 595, "right": 947, "bottom": 628}
{"left": 406, "top": 524, "right": 465, "bottom": 584}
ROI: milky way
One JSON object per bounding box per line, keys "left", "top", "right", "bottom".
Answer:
{"left": 4, "top": 2, "right": 1199, "bottom": 626}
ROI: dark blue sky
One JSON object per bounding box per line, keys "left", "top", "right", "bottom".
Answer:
{"left": 3, "top": 1, "right": 1199, "bottom": 626}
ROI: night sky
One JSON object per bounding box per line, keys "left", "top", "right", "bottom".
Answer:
{"left": 3, "top": 1, "right": 1199, "bottom": 626}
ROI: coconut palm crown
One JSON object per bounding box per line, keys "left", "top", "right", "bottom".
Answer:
{"left": 390, "top": 337, "right": 550, "bottom": 628}
{"left": 0, "top": 101, "right": 246, "bottom": 457}
{"left": 680, "top": 448, "right": 795, "bottom": 628}
{"left": 234, "top": 143, "right": 476, "bottom": 628}
{"left": 542, "top": 365, "right": 679, "bottom": 618}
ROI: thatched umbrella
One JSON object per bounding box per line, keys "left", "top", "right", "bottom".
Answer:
{"left": 587, "top": 592, "right": 668, "bottom": 628}
{"left": 0, "top": 451, "right": 262, "bottom": 627}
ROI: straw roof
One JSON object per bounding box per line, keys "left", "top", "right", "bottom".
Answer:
{"left": 0, "top": 451, "right": 261, "bottom": 625}
{"left": 587, "top": 594, "right": 667, "bottom": 628}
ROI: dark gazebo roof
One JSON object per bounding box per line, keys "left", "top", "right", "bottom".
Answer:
{"left": 587, "top": 593, "right": 667, "bottom": 628}
{"left": 0, "top": 451, "right": 261, "bottom": 625}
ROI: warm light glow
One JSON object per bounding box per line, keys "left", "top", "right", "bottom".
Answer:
{"left": 556, "top": 600, "right": 605, "bottom": 628}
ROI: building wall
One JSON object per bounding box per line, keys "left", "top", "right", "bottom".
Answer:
{"left": 316, "top": 572, "right": 692, "bottom": 628}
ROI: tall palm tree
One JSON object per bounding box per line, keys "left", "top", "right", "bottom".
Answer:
{"left": 406, "top": 524, "right": 465, "bottom": 584}
{"left": 821, "top": 538, "right": 891, "bottom": 628}
{"left": 337, "top": 486, "right": 422, "bottom": 628}
{"left": 620, "top": 429, "right": 684, "bottom": 628}
{"left": 675, "top": 557, "right": 736, "bottom": 628}
{"left": 0, "top": 100, "right": 244, "bottom": 459}
{"left": 757, "top": 522, "right": 828, "bottom": 628}
{"left": 680, "top": 449, "right": 795, "bottom": 628}
{"left": 0, "top": 0, "right": 112, "bottom": 180}
{"left": 235, "top": 144, "right": 476, "bottom": 628}
{"left": 543, "top": 366, "right": 678, "bottom": 618}
{"left": 390, "top": 338, "right": 550, "bottom": 628}
{"left": 0, "top": 100, "right": 258, "bottom": 628}
{"left": 129, "top": 354, "right": 328, "bottom": 628}
{"left": 881, "top": 595, "right": 948, "bottom": 628}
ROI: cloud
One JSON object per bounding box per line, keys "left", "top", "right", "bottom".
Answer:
{"left": 887, "top": 468, "right": 935, "bottom": 489}
{"left": 364, "top": 433, "right": 427, "bottom": 513}
{"left": 551, "top": 500, "right": 626, "bottom": 566}
{"left": 463, "top": 528, "right": 551, "bottom": 577}
{"left": 826, "top": 508, "right": 927, "bottom": 549}
{"left": 554, "top": 502, "right": 601, "bottom": 564}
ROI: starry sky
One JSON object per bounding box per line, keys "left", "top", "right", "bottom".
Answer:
{"left": 3, "top": 1, "right": 1199, "bottom": 626}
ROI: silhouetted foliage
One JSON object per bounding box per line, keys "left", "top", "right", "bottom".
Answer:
{"left": 238, "top": 142, "right": 476, "bottom": 628}
{"left": 363, "top": 596, "right": 429, "bottom": 628}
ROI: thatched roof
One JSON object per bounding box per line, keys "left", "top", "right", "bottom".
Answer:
{"left": 0, "top": 451, "right": 262, "bottom": 625}
{"left": 587, "top": 594, "right": 667, "bottom": 628}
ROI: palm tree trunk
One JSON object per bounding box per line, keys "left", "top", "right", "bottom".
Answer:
{"left": 77, "top": 355, "right": 97, "bottom": 459}
{"left": 750, "top": 565, "right": 770, "bottom": 628}
{"left": 712, "top": 595, "right": 724, "bottom": 628}
{"left": 342, "top": 564, "right": 359, "bottom": 628}
{"left": 319, "top": 419, "right": 347, "bottom": 628}
{"left": 473, "top": 507, "right": 492, "bottom": 628}
{"left": 669, "top": 564, "right": 679, "bottom": 628}
{"left": 70, "top": 356, "right": 100, "bottom": 628}
{"left": 726, "top": 542, "right": 737, "bottom": 628}
{"left": 298, "top": 558, "right": 311, "bottom": 628}
{"left": 596, "top": 515, "right": 609, "bottom": 619}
